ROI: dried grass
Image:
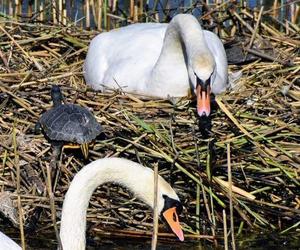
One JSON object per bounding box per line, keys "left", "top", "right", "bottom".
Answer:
{"left": 0, "top": 2, "right": 299, "bottom": 248}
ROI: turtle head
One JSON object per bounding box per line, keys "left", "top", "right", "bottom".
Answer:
{"left": 51, "top": 85, "right": 63, "bottom": 107}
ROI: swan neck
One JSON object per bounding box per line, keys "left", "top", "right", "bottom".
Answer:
{"left": 59, "top": 158, "right": 177, "bottom": 250}
{"left": 150, "top": 14, "right": 210, "bottom": 90}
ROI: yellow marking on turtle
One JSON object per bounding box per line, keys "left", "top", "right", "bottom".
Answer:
{"left": 62, "top": 143, "right": 90, "bottom": 159}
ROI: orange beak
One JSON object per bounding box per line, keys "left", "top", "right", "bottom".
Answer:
{"left": 162, "top": 207, "right": 184, "bottom": 241}
{"left": 196, "top": 84, "right": 211, "bottom": 116}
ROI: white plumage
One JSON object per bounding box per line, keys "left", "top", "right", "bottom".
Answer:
{"left": 0, "top": 231, "right": 21, "bottom": 250}
{"left": 84, "top": 14, "right": 228, "bottom": 115}
{"left": 0, "top": 157, "right": 183, "bottom": 250}
{"left": 60, "top": 157, "right": 181, "bottom": 250}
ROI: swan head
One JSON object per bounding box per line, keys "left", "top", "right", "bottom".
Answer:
{"left": 141, "top": 168, "right": 184, "bottom": 241}
{"left": 160, "top": 194, "right": 184, "bottom": 241}
{"left": 192, "top": 55, "right": 216, "bottom": 117}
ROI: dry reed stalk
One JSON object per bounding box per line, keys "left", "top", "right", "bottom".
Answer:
{"left": 14, "top": 0, "right": 20, "bottom": 19}
{"left": 130, "top": 0, "right": 134, "bottom": 19}
{"left": 134, "top": 4, "right": 138, "bottom": 22}
{"left": 215, "top": 96, "right": 284, "bottom": 159}
{"left": 103, "top": 0, "right": 107, "bottom": 29}
{"left": 245, "top": 6, "right": 264, "bottom": 58}
{"left": 62, "top": 0, "right": 67, "bottom": 25}
{"left": 97, "top": 0, "right": 103, "bottom": 30}
{"left": 200, "top": 0, "right": 229, "bottom": 21}
{"left": 294, "top": 5, "right": 300, "bottom": 24}
{"left": 0, "top": 26, "right": 43, "bottom": 71}
{"left": 90, "top": 0, "right": 97, "bottom": 29}
{"left": 242, "top": 9, "right": 288, "bottom": 37}
{"left": 227, "top": 143, "right": 236, "bottom": 250}
{"left": 13, "top": 126, "right": 26, "bottom": 249}
{"left": 52, "top": 0, "right": 57, "bottom": 24}
{"left": 194, "top": 131, "right": 201, "bottom": 234}
{"left": 28, "top": 0, "right": 32, "bottom": 17}
{"left": 196, "top": 184, "right": 201, "bottom": 233}
{"left": 231, "top": 10, "right": 263, "bottom": 41}
{"left": 86, "top": 0, "right": 91, "bottom": 28}
{"left": 58, "top": 0, "right": 62, "bottom": 23}
{"left": 223, "top": 209, "right": 228, "bottom": 250}
{"left": 138, "top": 0, "right": 143, "bottom": 18}
{"left": 272, "top": 0, "right": 279, "bottom": 18}
{"left": 8, "top": 0, "right": 12, "bottom": 16}
{"left": 203, "top": 139, "right": 217, "bottom": 246}
{"left": 107, "top": 9, "right": 111, "bottom": 30}
{"left": 45, "top": 161, "right": 62, "bottom": 249}
{"left": 39, "top": 1, "right": 44, "bottom": 22}
{"left": 151, "top": 163, "right": 159, "bottom": 250}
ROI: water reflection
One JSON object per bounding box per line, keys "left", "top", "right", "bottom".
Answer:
{"left": 2, "top": 0, "right": 296, "bottom": 26}
{"left": 2, "top": 227, "right": 299, "bottom": 250}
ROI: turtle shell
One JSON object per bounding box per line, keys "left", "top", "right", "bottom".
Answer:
{"left": 39, "top": 104, "right": 102, "bottom": 144}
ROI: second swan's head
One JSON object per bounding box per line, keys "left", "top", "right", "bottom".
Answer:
{"left": 133, "top": 164, "right": 184, "bottom": 241}
{"left": 160, "top": 193, "right": 184, "bottom": 241}
{"left": 192, "top": 54, "right": 216, "bottom": 117}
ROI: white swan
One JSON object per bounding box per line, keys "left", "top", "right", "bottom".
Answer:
{"left": 0, "top": 157, "right": 184, "bottom": 250}
{"left": 0, "top": 231, "right": 21, "bottom": 250}
{"left": 84, "top": 14, "right": 228, "bottom": 116}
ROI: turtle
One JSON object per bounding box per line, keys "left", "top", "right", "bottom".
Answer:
{"left": 36, "top": 85, "right": 102, "bottom": 160}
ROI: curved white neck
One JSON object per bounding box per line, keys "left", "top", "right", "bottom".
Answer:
{"left": 149, "top": 14, "right": 213, "bottom": 95}
{"left": 0, "top": 231, "right": 21, "bottom": 250}
{"left": 60, "top": 157, "right": 178, "bottom": 250}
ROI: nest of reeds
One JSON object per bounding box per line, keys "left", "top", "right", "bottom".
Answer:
{"left": 0, "top": 3, "right": 299, "bottom": 248}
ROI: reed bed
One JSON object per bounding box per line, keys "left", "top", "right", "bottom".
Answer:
{"left": 0, "top": 1, "right": 300, "bottom": 249}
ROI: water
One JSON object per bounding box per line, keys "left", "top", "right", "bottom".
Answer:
{"left": 1, "top": 226, "right": 300, "bottom": 249}
{"left": 1, "top": 0, "right": 296, "bottom": 27}
{"left": 71, "top": 0, "right": 296, "bottom": 25}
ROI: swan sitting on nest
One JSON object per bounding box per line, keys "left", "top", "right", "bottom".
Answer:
{"left": 84, "top": 14, "right": 228, "bottom": 117}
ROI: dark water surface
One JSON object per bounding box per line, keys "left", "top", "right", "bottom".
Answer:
{"left": 1, "top": 227, "right": 300, "bottom": 249}
{"left": 84, "top": 234, "right": 300, "bottom": 250}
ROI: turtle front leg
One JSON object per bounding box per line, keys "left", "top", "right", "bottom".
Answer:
{"left": 49, "top": 141, "right": 63, "bottom": 169}
{"left": 49, "top": 142, "right": 63, "bottom": 187}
